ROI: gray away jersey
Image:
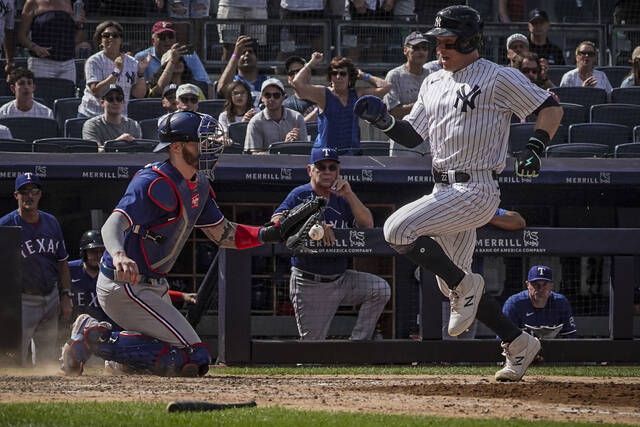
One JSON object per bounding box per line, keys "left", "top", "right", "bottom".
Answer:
{"left": 405, "top": 58, "right": 551, "bottom": 173}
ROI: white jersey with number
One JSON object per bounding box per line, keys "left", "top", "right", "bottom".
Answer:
{"left": 405, "top": 58, "right": 551, "bottom": 173}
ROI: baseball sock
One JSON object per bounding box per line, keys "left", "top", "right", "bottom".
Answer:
{"left": 403, "top": 236, "right": 465, "bottom": 288}
{"left": 475, "top": 294, "right": 522, "bottom": 342}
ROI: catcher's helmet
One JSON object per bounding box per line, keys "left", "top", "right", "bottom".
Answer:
{"left": 425, "top": 5, "right": 483, "bottom": 54}
{"left": 79, "top": 230, "right": 104, "bottom": 260}
{"left": 155, "top": 111, "right": 204, "bottom": 152}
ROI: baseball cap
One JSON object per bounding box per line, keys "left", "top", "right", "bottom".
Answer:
{"left": 15, "top": 173, "right": 41, "bottom": 191}
{"left": 404, "top": 31, "right": 428, "bottom": 46}
{"left": 506, "top": 33, "right": 529, "bottom": 49}
{"left": 176, "top": 83, "right": 200, "bottom": 99}
{"left": 310, "top": 147, "right": 339, "bottom": 164}
{"left": 101, "top": 84, "right": 124, "bottom": 99}
{"left": 162, "top": 83, "right": 178, "bottom": 98}
{"left": 527, "top": 265, "right": 553, "bottom": 282}
{"left": 152, "top": 21, "right": 175, "bottom": 35}
{"left": 528, "top": 8, "right": 549, "bottom": 23}
{"left": 260, "top": 78, "right": 285, "bottom": 94}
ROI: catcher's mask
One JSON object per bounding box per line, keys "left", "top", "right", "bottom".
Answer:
{"left": 197, "top": 113, "right": 227, "bottom": 180}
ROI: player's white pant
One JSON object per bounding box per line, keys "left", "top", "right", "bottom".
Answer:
{"left": 290, "top": 267, "right": 391, "bottom": 340}
{"left": 97, "top": 273, "right": 201, "bottom": 348}
{"left": 383, "top": 172, "right": 499, "bottom": 296}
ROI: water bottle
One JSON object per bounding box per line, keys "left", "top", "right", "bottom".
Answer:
{"left": 73, "top": 0, "right": 84, "bottom": 21}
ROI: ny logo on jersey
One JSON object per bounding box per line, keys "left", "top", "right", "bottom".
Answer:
{"left": 454, "top": 84, "right": 481, "bottom": 112}
{"left": 125, "top": 71, "right": 136, "bottom": 84}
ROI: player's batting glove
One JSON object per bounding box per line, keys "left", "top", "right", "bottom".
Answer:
{"left": 354, "top": 95, "right": 395, "bottom": 131}
{"left": 515, "top": 130, "right": 548, "bottom": 178}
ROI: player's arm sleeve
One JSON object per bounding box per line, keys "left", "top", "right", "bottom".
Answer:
{"left": 494, "top": 67, "right": 553, "bottom": 121}
{"left": 195, "top": 190, "right": 225, "bottom": 228}
{"left": 101, "top": 210, "right": 130, "bottom": 255}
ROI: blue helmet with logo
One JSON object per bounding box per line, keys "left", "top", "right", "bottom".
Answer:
{"left": 155, "top": 111, "right": 203, "bottom": 152}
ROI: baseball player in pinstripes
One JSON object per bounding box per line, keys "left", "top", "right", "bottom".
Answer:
{"left": 355, "top": 5, "right": 563, "bottom": 381}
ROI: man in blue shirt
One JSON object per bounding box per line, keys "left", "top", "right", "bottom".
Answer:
{"left": 503, "top": 265, "right": 577, "bottom": 338}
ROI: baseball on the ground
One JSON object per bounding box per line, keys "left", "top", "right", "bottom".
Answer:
{"left": 308, "top": 224, "right": 324, "bottom": 240}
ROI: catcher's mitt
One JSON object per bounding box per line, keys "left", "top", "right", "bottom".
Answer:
{"left": 259, "top": 197, "right": 326, "bottom": 244}
{"left": 284, "top": 207, "right": 325, "bottom": 253}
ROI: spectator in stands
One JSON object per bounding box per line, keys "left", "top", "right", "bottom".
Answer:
{"left": 0, "top": 0, "right": 15, "bottom": 74}
{"left": 278, "top": 1, "right": 325, "bottom": 58}
{"left": 621, "top": 46, "right": 640, "bottom": 88}
{"left": 78, "top": 21, "right": 149, "bottom": 118}
{"left": 216, "top": 1, "right": 267, "bottom": 61}
{"left": 272, "top": 147, "right": 391, "bottom": 341}
{"left": 147, "top": 48, "right": 201, "bottom": 98}
{"left": 176, "top": 83, "right": 203, "bottom": 112}
{"left": 163, "top": 0, "right": 210, "bottom": 19}
{"left": 384, "top": 31, "right": 431, "bottom": 157}
{"left": 283, "top": 56, "right": 317, "bottom": 121}
{"left": 506, "top": 33, "right": 529, "bottom": 67}
{"left": 514, "top": 52, "right": 554, "bottom": 90}
{"left": 217, "top": 35, "right": 269, "bottom": 104}
{"left": 134, "top": 21, "right": 211, "bottom": 97}
{"left": 503, "top": 265, "right": 577, "bottom": 339}
{"left": 560, "top": 41, "right": 612, "bottom": 94}
{"left": 161, "top": 83, "right": 178, "bottom": 113}
{"left": 82, "top": 84, "right": 141, "bottom": 147}
{"left": 538, "top": 57, "right": 554, "bottom": 87}
{"left": 218, "top": 80, "right": 256, "bottom": 132}
{"left": 292, "top": 52, "right": 391, "bottom": 154}
{"left": 0, "top": 173, "right": 72, "bottom": 366}
{"left": 18, "top": 0, "right": 82, "bottom": 83}
{"left": 245, "top": 78, "right": 306, "bottom": 154}
{"left": 527, "top": 8, "right": 565, "bottom": 66}
{"left": 0, "top": 67, "right": 53, "bottom": 119}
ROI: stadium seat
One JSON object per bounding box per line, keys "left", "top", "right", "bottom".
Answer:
{"left": 0, "top": 117, "right": 58, "bottom": 143}
{"left": 568, "top": 123, "right": 631, "bottom": 150}
{"left": 589, "top": 104, "right": 640, "bottom": 128}
{"left": 509, "top": 123, "right": 566, "bottom": 154}
{"left": 103, "top": 139, "right": 158, "bottom": 153}
{"left": 0, "top": 138, "right": 31, "bottom": 152}
{"left": 33, "top": 78, "right": 77, "bottom": 108}
{"left": 139, "top": 118, "right": 159, "bottom": 140}
{"left": 560, "top": 103, "right": 587, "bottom": 126}
{"left": 614, "top": 142, "right": 640, "bottom": 158}
{"left": 64, "top": 117, "right": 88, "bottom": 138}
{"left": 595, "top": 66, "right": 631, "bottom": 88}
{"left": 306, "top": 121, "right": 318, "bottom": 142}
{"left": 198, "top": 100, "right": 225, "bottom": 118}
{"left": 223, "top": 143, "right": 244, "bottom": 154}
{"left": 32, "top": 137, "right": 98, "bottom": 153}
{"left": 127, "top": 99, "right": 166, "bottom": 121}
{"left": 549, "top": 87, "right": 607, "bottom": 109}
{"left": 611, "top": 87, "right": 640, "bottom": 105}
{"left": 545, "top": 143, "right": 610, "bottom": 158}
{"left": 227, "top": 121, "right": 248, "bottom": 146}
{"left": 268, "top": 141, "right": 312, "bottom": 155}
{"left": 546, "top": 65, "right": 573, "bottom": 86}
{"left": 53, "top": 97, "right": 82, "bottom": 133}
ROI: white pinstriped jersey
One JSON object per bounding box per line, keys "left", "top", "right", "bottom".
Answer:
{"left": 405, "top": 58, "right": 551, "bottom": 173}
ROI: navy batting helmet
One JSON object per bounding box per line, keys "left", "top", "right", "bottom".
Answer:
{"left": 155, "top": 111, "right": 204, "bottom": 152}
{"left": 425, "top": 5, "right": 483, "bottom": 54}
{"left": 79, "top": 230, "right": 104, "bottom": 260}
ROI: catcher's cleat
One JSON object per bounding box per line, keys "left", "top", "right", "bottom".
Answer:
{"left": 60, "top": 314, "right": 112, "bottom": 376}
{"left": 448, "top": 273, "right": 484, "bottom": 336}
{"left": 179, "top": 363, "right": 200, "bottom": 378}
{"left": 495, "top": 332, "right": 541, "bottom": 382}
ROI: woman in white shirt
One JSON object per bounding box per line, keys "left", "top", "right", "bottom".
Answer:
{"left": 77, "top": 20, "right": 149, "bottom": 117}
{"left": 217, "top": 80, "right": 256, "bottom": 132}
{"left": 559, "top": 41, "right": 612, "bottom": 94}
{"left": 620, "top": 46, "right": 640, "bottom": 88}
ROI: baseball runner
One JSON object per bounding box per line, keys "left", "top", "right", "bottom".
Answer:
{"left": 60, "top": 111, "right": 322, "bottom": 377}
{"left": 354, "top": 5, "right": 563, "bottom": 381}
{"left": 273, "top": 147, "right": 390, "bottom": 340}
{"left": 503, "top": 265, "right": 577, "bottom": 339}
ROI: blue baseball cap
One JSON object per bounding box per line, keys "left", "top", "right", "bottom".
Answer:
{"left": 310, "top": 147, "right": 339, "bottom": 164}
{"left": 15, "top": 173, "right": 41, "bottom": 191}
{"left": 527, "top": 265, "right": 553, "bottom": 282}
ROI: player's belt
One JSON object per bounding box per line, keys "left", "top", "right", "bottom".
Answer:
{"left": 296, "top": 271, "right": 343, "bottom": 283}
{"left": 99, "top": 262, "right": 163, "bottom": 285}
{"left": 433, "top": 170, "right": 498, "bottom": 184}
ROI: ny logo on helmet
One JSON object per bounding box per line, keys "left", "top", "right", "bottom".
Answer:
{"left": 435, "top": 16, "right": 442, "bottom": 28}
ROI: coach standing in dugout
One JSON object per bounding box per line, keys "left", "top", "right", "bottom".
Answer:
{"left": 0, "top": 173, "right": 72, "bottom": 366}
{"left": 355, "top": 5, "right": 563, "bottom": 381}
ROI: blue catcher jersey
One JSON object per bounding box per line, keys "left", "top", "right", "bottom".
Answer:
{"left": 69, "top": 259, "right": 112, "bottom": 323}
{"left": 502, "top": 290, "right": 577, "bottom": 337}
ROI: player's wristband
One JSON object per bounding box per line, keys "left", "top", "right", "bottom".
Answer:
{"left": 527, "top": 129, "right": 549, "bottom": 156}
{"left": 235, "top": 224, "right": 263, "bottom": 249}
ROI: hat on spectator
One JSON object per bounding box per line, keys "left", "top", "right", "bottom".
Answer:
{"left": 404, "top": 31, "right": 428, "bottom": 46}
{"left": 162, "top": 83, "right": 178, "bottom": 98}
{"left": 527, "top": 265, "right": 553, "bottom": 282}
{"left": 15, "top": 173, "right": 41, "bottom": 191}
{"left": 309, "top": 147, "right": 340, "bottom": 164}
{"left": 101, "top": 84, "right": 125, "bottom": 99}
{"left": 176, "top": 83, "right": 200, "bottom": 99}
{"left": 152, "top": 21, "right": 175, "bottom": 35}
{"left": 506, "top": 33, "right": 529, "bottom": 49}
{"left": 528, "top": 8, "right": 549, "bottom": 23}
{"left": 260, "top": 78, "right": 285, "bottom": 94}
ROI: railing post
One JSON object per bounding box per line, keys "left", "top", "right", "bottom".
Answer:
{"left": 610, "top": 256, "right": 635, "bottom": 339}
{"left": 419, "top": 268, "right": 442, "bottom": 340}
{"left": 0, "top": 227, "right": 22, "bottom": 364}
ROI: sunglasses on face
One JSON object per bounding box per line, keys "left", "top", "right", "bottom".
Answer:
{"left": 578, "top": 50, "right": 595, "bottom": 57}
{"left": 179, "top": 96, "right": 198, "bottom": 103}
{"left": 287, "top": 68, "right": 303, "bottom": 77}
{"left": 330, "top": 70, "right": 348, "bottom": 77}
{"left": 314, "top": 163, "right": 338, "bottom": 172}
{"left": 18, "top": 188, "right": 41, "bottom": 196}
{"left": 262, "top": 92, "right": 282, "bottom": 100}
{"left": 105, "top": 95, "right": 124, "bottom": 103}
{"left": 157, "top": 32, "right": 175, "bottom": 41}
{"left": 101, "top": 32, "right": 121, "bottom": 39}
{"left": 231, "top": 90, "right": 247, "bottom": 97}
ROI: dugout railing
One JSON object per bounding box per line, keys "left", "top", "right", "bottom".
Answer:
{"left": 215, "top": 228, "right": 639, "bottom": 365}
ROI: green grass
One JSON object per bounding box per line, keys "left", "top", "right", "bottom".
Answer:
{"left": 0, "top": 402, "right": 628, "bottom": 427}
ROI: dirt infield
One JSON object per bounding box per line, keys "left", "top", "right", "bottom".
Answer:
{"left": 1, "top": 367, "right": 639, "bottom": 424}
